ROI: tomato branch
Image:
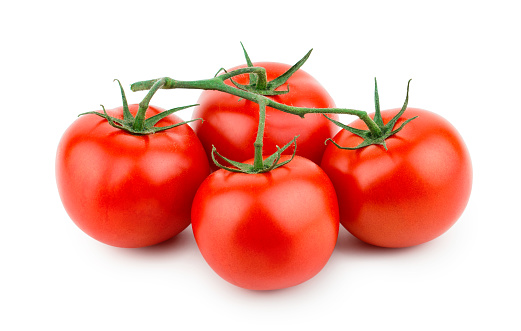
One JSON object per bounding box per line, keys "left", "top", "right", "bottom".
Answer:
{"left": 253, "top": 98, "right": 267, "bottom": 171}
{"left": 130, "top": 72, "right": 383, "bottom": 138}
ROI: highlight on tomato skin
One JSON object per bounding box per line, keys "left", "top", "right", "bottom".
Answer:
{"left": 192, "top": 62, "right": 338, "bottom": 171}
{"left": 56, "top": 104, "right": 211, "bottom": 248}
{"left": 320, "top": 108, "right": 473, "bottom": 248}
{"left": 191, "top": 155, "right": 339, "bottom": 290}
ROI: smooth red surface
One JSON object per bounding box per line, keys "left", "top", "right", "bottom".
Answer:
{"left": 191, "top": 156, "right": 339, "bottom": 290}
{"left": 56, "top": 105, "right": 210, "bottom": 248}
{"left": 192, "top": 62, "right": 338, "bottom": 171}
{"left": 321, "top": 108, "right": 472, "bottom": 248}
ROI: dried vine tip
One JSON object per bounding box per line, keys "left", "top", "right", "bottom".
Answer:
{"left": 325, "top": 79, "right": 417, "bottom": 150}
{"left": 79, "top": 80, "right": 200, "bottom": 135}
{"left": 211, "top": 136, "right": 299, "bottom": 174}
{"left": 229, "top": 43, "right": 312, "bottom": 96}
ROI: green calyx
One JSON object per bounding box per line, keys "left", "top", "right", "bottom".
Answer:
{"left": 325, "top": 78, "right": 418, "bottom": 150}
{"left": 210, "top": 97, "right": 299, "bottom": 174}
{"left": 80, "top": 79, "right": 200, "bottom": 135}
{"left": 211, "top": 136, "right": 299, "bottom": 174}
{"left": 226, "top": 42, "right": 312, "bottom": 96}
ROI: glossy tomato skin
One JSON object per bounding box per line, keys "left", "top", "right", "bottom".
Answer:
{"left": 192, "top": 62, "right": 338, "bottom": 171}
{"left": 321, "top": 108, "right": 472, "bottom": 248}
{"left": 56, "top": 105, "right": 210, "bottom": 248}
{"left": 191, "top": 156, "right": 339, "bottom": 290}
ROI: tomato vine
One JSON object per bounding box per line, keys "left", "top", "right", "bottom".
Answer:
{"left": 130, "top": 59, "right": 414, "bottom": 173}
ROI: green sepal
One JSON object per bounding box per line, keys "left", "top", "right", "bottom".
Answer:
{"left": 211, "top": 136, "right": 298, "bottom": 174}
{"left": 240, "top": 42, "right": 257, "bottom": 87}
{"left": 78, "top": 105, "right": 127, "bottom": 128}
{"left": 373, "top": 78, "right": 384, "bottom": 127}
{"left": 267, "top": 49, "right": 312, "bottom": 90}
{"left": 79, "top": 105, "right": 131, "bottom": 128}
{"left": 80, "top": 107, "right": 202, "bottom": 135}
{"left": 79, "top": 80, "right": 200, "bottom": 135}
{"left": 325, "top": 137, "right": 375, "bottom": 150}
{"left": 230, "top": 43, "right": 312, "bottom": 97}
{"left": 324, "top": 115, "right": 388, "bottom": 150}
{"left": 325, "top": 79, "right": 417, "bottom": 151}
{"left": 211, "top": 148, "right": 253, "bottom": 173}
{"left": 383, "top": 79, "right": 411, "bottom": 132}
{"left": 262, "top": 136, "right": 299, "bottom": 171}
{"left": 145, "top": 104, "right": 199, "bottom": 127}
{"left": 147, "top": 118, "right": 203, "bottom": 134}
{"left": 214, "top": 64, "right": 288, "bottom": 96}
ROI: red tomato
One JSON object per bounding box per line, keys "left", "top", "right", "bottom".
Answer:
{"left": 56, "top": 105, "right": 210, "bottom": 248}
{"left": 191, "top": 156, "right": 339, "bottom": 290}
{"left": 320, "top": 108, "right": 472, "bottom": 248}
{"left": 192, "top": 62, "right": 338, "bottom": 171}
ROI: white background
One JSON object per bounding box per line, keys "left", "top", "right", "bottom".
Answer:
{"left": 1, "top": 1, "right": 520, "bottom": 330}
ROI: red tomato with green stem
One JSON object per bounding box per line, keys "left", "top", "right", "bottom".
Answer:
{"left": 192, "top": 56, "right": 338, "bottom": 171}
{"left": 191, "top": 155, "right": 339, "bottom": 290}
{"left": 321, "top": 106, "right": 472, "bottom": 248}
{"left": 56, "top": 81, "right": 210, "bottom": 248}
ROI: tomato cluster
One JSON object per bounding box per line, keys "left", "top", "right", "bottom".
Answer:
{"left": 56, "top": 49, "right": 472, "bottom": 291}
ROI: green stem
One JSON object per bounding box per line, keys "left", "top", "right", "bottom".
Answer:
{"left": 133, "top": 78, "right": 167, "bottom": 131}
{"left": 269, "top": 103, "right": 383, "bottom": 137}
{"left": 253, "top": 99, "right": 267, "bottom": 170}
{"left": 130, "top": 72, "right": 383, "bottom": 137}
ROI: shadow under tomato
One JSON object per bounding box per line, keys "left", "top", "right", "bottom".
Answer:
{"left": 118, "top": 225, "right": 198, "bottom": 257}
{"left": 334, "top": 229, "right": 431, "bottom": 257}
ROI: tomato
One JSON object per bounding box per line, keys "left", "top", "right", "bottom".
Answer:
{"left": 192, "top": 62, "right": 338, "bottom": 171}
{"left": 191, "top": 156, "right": 339, "bottom": 290}
{"left": 320, "top": 108, "right": 472, "bottom": 248}
{"left": 56, "top": 105, "right": 210, "bottom": 248}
